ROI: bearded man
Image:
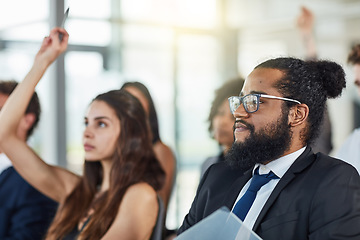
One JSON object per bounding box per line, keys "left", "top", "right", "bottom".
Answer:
{"left": 178, "top": 57, "right": 360, "bottom": 240}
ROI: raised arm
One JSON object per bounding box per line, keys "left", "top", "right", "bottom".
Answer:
{"left": 0, "top": 28, "right": 80, "bottom": 203}
{"left": 296, "top": 6, "right": 317, "bottom": 60}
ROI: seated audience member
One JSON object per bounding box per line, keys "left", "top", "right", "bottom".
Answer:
{"left": 200, "top": 78, "right": 244, "bottom": 178}
{"left": 0, "top": 28, "right": 165, "bottom": 239}
{"left": 336, "top": 44, "right": 360, "bottom": 174}
{"left": 0, "top": 80, "right": 57, "bottom": 239}
{"left": 178, "top": 57, "right": 360, "bottom": 239}
{"left": 296, "top": 6, "right": 333, "bottom": 154}
{"left": 121, "top": 82, "right": 176, "bottom": 211}
{"left": 121, "top": 82, "right": 176, "bottom": 238}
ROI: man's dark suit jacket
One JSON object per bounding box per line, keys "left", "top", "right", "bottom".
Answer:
{"left": 0, "top": 166, "right": 58, "bottom": 239}
{"left": 178, "top": 147, "right": 360, "bottom": 239}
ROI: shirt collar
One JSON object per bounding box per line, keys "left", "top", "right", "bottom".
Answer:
{"left": 0, "top": 153, "right": 12, "bottom": 175}
{"left": 254, "top": 146, "right": 306, "bottom": 178}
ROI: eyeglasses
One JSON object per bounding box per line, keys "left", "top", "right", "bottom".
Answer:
{"left": 228, "top": 94, "right": 301, "bottom": 114}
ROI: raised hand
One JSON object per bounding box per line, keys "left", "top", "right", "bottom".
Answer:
{"left": 34, "top": 27, "right": 69, "bottom": 67}
{"left": 296, "top": 6, "right": 317, "bottom": 60}
{"left": 296, "top": 6, "right": 314, "bottom": 36}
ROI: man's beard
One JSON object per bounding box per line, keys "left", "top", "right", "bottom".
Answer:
{"left": 225, "top": 111, "right": 292, "bottom": 171}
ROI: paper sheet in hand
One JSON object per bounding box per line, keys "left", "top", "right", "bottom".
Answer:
{"left": 175, "top": 207, "right": 262, "bottom": 240}
{"left": 59, "top": 8, "right": 69, "bottom": 41}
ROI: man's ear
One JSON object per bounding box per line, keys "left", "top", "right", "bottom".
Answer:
{"left": 23, "top": 113, "right": 36, "bottom": 130}
{"left": 288, "top": 104, "right": 309, "bottom": 127}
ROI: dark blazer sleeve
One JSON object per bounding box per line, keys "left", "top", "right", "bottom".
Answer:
{"left": 177, "top": 162, "right": 245, "bottom": 236}
{"left": 308, "top": 161, "right": 360, "bottom": 239}
{"left": 177, "top": 164, "right": 212, "bottom": 235}
{"left": 0, "top": 168, "right": 57, "bottom": 240}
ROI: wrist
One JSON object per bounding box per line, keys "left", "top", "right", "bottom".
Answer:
{"left": 31, "top": 59, "right": 50, "bottom": 75}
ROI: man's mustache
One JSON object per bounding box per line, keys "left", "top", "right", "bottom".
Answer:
{"left": 233, "top": 119, "right": 254, "bottom": 132}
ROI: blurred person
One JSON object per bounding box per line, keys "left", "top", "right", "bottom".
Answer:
{"left": 296, "top": 6, "right": 317, "bottom": 60}
{"left": 335, "top": 44, "right": 360, "bottom": 174}
{"left": 200, "top": 78, "right": 244, "bottom": 178}
{"left": 0, "top": 28, "right": 165, "bottom": 239}
{"left": 296, "top": 6, "right": 333, "bottom": 155}
{"left": 178, "top": 57, "right": 360, "bottom": 239}
{"left": 121, "top": 82, "right": 176, "bottom": 211}
{"left": 0, "top": 80, "right": 57, "bottom": 239}
{"left": 121, "top": 81, "right": 176, "bottom": 238}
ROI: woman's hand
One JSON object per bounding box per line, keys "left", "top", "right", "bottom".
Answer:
{"left": 34, "top": 27, "right": 69, "bottom": 67}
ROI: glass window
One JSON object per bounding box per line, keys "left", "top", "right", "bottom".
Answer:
{"left": 121, "top": 25, "right": 175, "bottom": 147}
{"left": 0, "top": 0, "right": 48, "bottom": 30}
{"left": 174, "top": 34, "right": 220, "bottom": 227}
{"left": 64, "top": 0, "right": 111, "bottom": 19}
{"left": 66, "top": 20, "right": 112, "bottom": 46}
{"left": 120, "top": 0, "right": 217, "bottom": 28}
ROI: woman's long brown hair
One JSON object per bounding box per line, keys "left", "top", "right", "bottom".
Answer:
{"left": 46, "top": 90, "right": 165, "bottom": 239}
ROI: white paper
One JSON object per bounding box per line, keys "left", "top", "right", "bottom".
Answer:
{"left": 176, "top": 207, "right": 262, "bottom": 240}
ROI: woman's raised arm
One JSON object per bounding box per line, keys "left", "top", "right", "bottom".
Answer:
{"left": 0, "top": 28, "right": 80, "bottom": 202}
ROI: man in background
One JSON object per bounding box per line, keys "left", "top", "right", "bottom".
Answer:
{"left": 0, "top": 80, "right": 57, "bottom": 239}
{"left": 336, "top": 44, "right": 360, "bottom": 174}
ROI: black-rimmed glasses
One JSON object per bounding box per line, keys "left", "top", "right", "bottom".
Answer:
{"left": 228, "top": 94, "right": 301, "bottom": 114}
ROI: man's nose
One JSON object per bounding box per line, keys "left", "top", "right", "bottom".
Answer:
{"left": 233, "top": 103, "right": 249, "bottom": 119}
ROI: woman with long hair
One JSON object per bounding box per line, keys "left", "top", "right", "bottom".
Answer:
{"left": 0, "top": 28, "right": 164, "bottom": 239}
{"left": 120, "top": 82, "right": 176, "bottom": 211}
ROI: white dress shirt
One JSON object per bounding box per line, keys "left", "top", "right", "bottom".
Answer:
{"left": 335, "top": 128, "right": 360, "bottom": 175}
{"left": 231, "top": 147, "right": 306, "bottom": 229}
{"left": 0, "top": 153, "right": 12, "bottom": 175}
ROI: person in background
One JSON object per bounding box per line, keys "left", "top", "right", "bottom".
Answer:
{"left": 0, "top": 80, "right": 57, "bottom": 239}
{"left": 335, "top": 44, "right": 360, "bottom": 174}
{"left": 178, "top": 57, "right": 360, "bottom": 239}
{"left": 121, "top": 81, "right": 176, "bottom": 238}
{"left": 296, "top": 6, "right": 317, "bottom": 60}
{"left": 296, "top": 6, "right": 333, "bottom": 154}
{"left": 200, "top": 78, "right": 244, "bottom": 178}
{"left": 0, "top": 28, "right": 165, "bottom": 239}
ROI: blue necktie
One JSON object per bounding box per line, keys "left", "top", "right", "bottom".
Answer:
{"left": 232, "top": 168, "right": 278, "bottom": 221}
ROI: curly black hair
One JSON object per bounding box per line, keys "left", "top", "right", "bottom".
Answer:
{"left": 255, "top": 57, "right": 346, "bottom": 145}
{"left": 208, "top": 77, "right": 244, "bottom": 135}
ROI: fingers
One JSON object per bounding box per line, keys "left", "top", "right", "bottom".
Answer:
{"left": 296, "top": 6, "right": 314, "bottom": 32}
{"left": 35, "top": 28, "right": 69, "bottom": 64}
{"left": 48, "top": 27, "right": 69, "bottom": 52}
{"left": 38, "top": 36, "right": 51, "bottom": 53}
{"left": 300, "top": 6, "right": 314, "bottom": 21}
{"left": 50, "top": 27, "right": 69, "bottom": 41}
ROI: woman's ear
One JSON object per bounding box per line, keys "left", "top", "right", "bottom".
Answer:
{"left": 288, "top": 104, "right": 309, "bottom": 127}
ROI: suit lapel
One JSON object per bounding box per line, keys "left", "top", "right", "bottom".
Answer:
{"left": 222, "top": 168, "right": 252, "bottom": 210}
{"left": 252, "top": 147, "right": 315, "bottom": 231}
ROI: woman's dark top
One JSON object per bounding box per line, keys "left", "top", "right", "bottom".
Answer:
{"left": 62, "top": 217, "right": 91, "bottom": 240}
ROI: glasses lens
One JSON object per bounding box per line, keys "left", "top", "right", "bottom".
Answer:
{"left": 243, "top": 94, "right": 259, "bottom": 113}
{"left": 228, "top": 97, "right": 240, "bottom": 114}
